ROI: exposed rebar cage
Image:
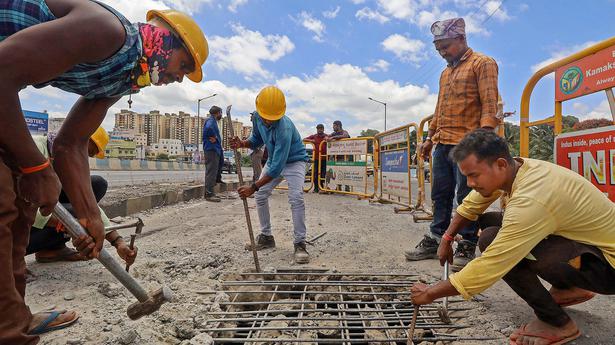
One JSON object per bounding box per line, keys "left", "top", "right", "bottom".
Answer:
{"left": 203, "top": 269, "right": 496, "bottom": 344}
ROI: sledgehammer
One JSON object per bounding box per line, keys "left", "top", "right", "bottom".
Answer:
{"left": 53, "top": 203, "right": 172, "bottom": 320}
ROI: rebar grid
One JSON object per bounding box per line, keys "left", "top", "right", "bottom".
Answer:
{"left": 204, "top": 270, "right": 494, "bottom": 344}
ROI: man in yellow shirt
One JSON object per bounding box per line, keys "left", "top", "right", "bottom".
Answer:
{"left": 411, "top": 129, "right": 615, "bottom": 345}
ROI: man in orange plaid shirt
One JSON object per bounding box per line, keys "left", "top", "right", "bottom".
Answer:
{"left": 405, "top": 17, "right": 500, "bottom": 271}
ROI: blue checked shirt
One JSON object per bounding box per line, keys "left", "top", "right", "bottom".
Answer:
{"left": 0, "top": 0, "right": 142, "bottom": 99}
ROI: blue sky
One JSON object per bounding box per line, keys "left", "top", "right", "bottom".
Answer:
{"left": 18, "top": 0, "right": 615, "bottom": 137}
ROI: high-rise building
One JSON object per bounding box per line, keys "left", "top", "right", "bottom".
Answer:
{"left": 241, "top": 125, "right": 252, "bottom": 139}
{"left": 144, "top": 110, "right": 162, "bottom": 145}
{"left": 114, "top": 109, "right": 205, "bottom": 149}
{"left": 115, "top": 109, "right": 145, "bottom": 133}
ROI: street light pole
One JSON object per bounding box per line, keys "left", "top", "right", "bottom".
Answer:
{"left": 196, "top": 93, "right": 217, "bottom": 155}
{"left": 368, "top": 97, "right": 387, "bottom": 131}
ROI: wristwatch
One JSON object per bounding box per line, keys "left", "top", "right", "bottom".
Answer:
{"left": 251, "top": 183, "right": 259, "bottom": 191}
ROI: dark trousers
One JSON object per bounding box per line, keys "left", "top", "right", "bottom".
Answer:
{"left": 26, "top": 175, "right": 108, "bottom": 255}
{"left": 312, "top": 156, "right": 326, "bottom": 192}
{"left": 430, "top": 144, "right": 478, "bottom": 243}
{"left": 478, "top": 212, "right": 615, "bottom": 327}
{"left": 204, "top": 150, "right": 221, "bottom": 196}
{"left": 0, "top": 154, "right": 38, "bottom": 345}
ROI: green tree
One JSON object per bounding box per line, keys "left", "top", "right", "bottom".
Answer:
{"left": 241, "top": 154, "right": 252, "bottom": 167}
{"left": 504, "top": 122, "right": 520, "bottom": 157}
{"left": 359, "top": 129, "right": 380, "bottom": 137}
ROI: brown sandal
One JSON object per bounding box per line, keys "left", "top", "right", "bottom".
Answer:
{"left": 35, "top": 247, "right": 86, "bottom": 263}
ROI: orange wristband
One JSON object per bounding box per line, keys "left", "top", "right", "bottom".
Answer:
{"left": 20, "top": 159, "right": 50, "bottom": 174}
{"left": 442, "top": 233, "right": 454, "bottom": 242}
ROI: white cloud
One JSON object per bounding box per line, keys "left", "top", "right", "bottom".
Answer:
{"left": 377, "top": 0, "right": 417, "bottom": 21}
{"left": 355, "top": 7, "right": 390, "bottom": 24}
{"left": 19, "top": 61, "right": 438, "bottom": 138}
{"left": 577, "top": 100, "right": 614, "bottom": 121}
{"left": 381, "top": 34, "right": 427, "bottom": 64}
{"left": 364, "top": 59, "right": 390, "bottom": 72}
{"left": 228, "top": 0, "right": 248, "bottom": 13}
{"left": 295, "top": 12, "right": 326, "bottom": 42}
{"left": 415, "top": 7, "right": 459, "bottom": 28}
{"left": 518, "top": 3, "right": 529, "bottom": 12}
{"left": 98, "top": 0, "right": 212, "bottom": 21}
{"left": 531, "top": 41, "right": 597, "bottom": 73}
{"left": 208, "top": 24, "right": 294, "bottom": 79}
{"left": 483, "top": 0, "right": 510, "bottom": 21}
{"left": 323, "top": 6, "right": 341, "bottom": 19}
{"left": 277, "top": 63, "right": 437, "bottom": 135}
{"left": 349, "top": 0, "right": 366, "bottom": 4}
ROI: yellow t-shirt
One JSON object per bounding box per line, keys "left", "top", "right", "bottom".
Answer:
{"left": 450, "top": 158, "right": 615, "bottom": 299}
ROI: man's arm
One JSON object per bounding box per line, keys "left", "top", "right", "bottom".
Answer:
{"left": 328, "top": 131, "right": 350, "bottom": 140}
{"left": 53, "top": 96, "right": 120, "bottom": 258}
{"left": 437, "top": 189, "right": 502, "bottom": 265}
{"left": 476, "top": 58, "right": 500, "bottom": 129}
{"left": 0, "top": 1, "right": 125, "bottom": 216}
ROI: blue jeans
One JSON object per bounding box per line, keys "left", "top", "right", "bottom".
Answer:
{"left": 255, "top": 161, "right": 307, "bottom": 244}
{"left": 429, "top": 144, "right": 478, "bottom": 243}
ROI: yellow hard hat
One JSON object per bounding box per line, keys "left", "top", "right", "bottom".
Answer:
{"left": 255, "top": 86, "right": 286, "bottom": 121}
{"left": 146, "top": 9, "right": 208, "bottom": 83}
{"left": 90, "top": 127, "right": 109, "bottom": 159}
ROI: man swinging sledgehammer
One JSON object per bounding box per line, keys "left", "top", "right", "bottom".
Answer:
{"left": 0, "top": 1, "right": 207, "bottom": 343}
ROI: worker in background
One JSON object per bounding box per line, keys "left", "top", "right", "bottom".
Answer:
{"left": 303, "top": 124, "right": 328, "bottom": 193}
{"left": 411, "top": 129, "right": 615, "bottom": 345}
{"left": 28, "top": 128, "right": 137, "bottom": 267}
{"left": 203, "top": 105, "right": 224, "bottom": 202}
{"left": 405, "top": 17, "right": 499, "bottom": 271}
{"left": 231, "top": 86, "right": 311, "bottom": 264}
{"left": 327, "top": 120, "right": 351, "bottom": 192}
{"left": 327, "top": 120, "right": 350, "bottom": 141}
{"left": 0, "top": 1, "right": 208, "bottom": 343}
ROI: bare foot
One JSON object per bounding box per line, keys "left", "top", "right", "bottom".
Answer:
{"left": 550, "top": 286, "right": 595, "bottom": 306}
{"left": 510, "top": 318, "right": 579, "bottom": 345}
{"left": 29, "top": 310, "right": 77, "bottom": 332}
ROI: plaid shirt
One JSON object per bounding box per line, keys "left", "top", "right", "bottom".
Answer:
{"left": 0, "top": 0, "right": 142, "bottom": 99}
{"left": 429, "top": 48, "right": 499, "bottom": 144}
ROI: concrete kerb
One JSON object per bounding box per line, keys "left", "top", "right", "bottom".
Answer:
{"left": 102, "top": 182, "right": 241, "bottom": 218}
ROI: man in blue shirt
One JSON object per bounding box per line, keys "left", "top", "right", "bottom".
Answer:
{"left": 203, "top": 106, "right": 224, "bottom": 202}
{"left": 231, "top": 86, "right": 310, "bottom": 264}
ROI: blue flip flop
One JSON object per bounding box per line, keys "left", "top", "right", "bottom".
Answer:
{"left": 28, "top": 310, "right": 79, "bottom": 335}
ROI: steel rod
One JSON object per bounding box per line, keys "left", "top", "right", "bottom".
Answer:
{"left": 206, "top": 306, "right": 469, "bottom": 315}
{"left": 211, "top": 336, "right": 500, "bottom": 343}
{"left": 225, "top": 290, "right": 411, "bottom": 295}
{"left": 206, "top": 300, "right": 471, "bottom": 309}
{"left": 205, "top": 324, "right": 468, "bottom": 332}
{"left": 294, "top": 277, "right": 310, "bottom": 344}
{"left": 223, "top": 281, "right": 418, "bottom": 286}
{"left": 226, "top": 106, "right": 260, "bottom": 273}
{"left": 205, "top": 315, "right": 463, "bottom": 323}
{"left": 238, "top": 272, "right": 420, "bottom": 277}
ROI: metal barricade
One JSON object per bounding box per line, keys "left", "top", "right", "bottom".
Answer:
{"left": 274, "top": 141, "right": 315, "bottom": 193}
{"left": 413, "top": 114, "right": 434, "bottom": 222}
{"left": 519, "top": 36, "right": 615, "bottom": 157}
{"left": 319, "top": 137, "right": 377, "bottom": 198}
{"left": 374, "top": 123, "right": 420, "bottom": 213}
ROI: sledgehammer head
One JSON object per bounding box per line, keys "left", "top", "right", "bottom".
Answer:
{"left": 127, "top": 286, "right": 173, "bottom": 320}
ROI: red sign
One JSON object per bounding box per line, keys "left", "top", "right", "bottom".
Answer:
{"left": 554, "top": 126, "right": 615, "bottom": 201}
{"left": 555, "top": 45, "right": 615, "bottom": 101}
